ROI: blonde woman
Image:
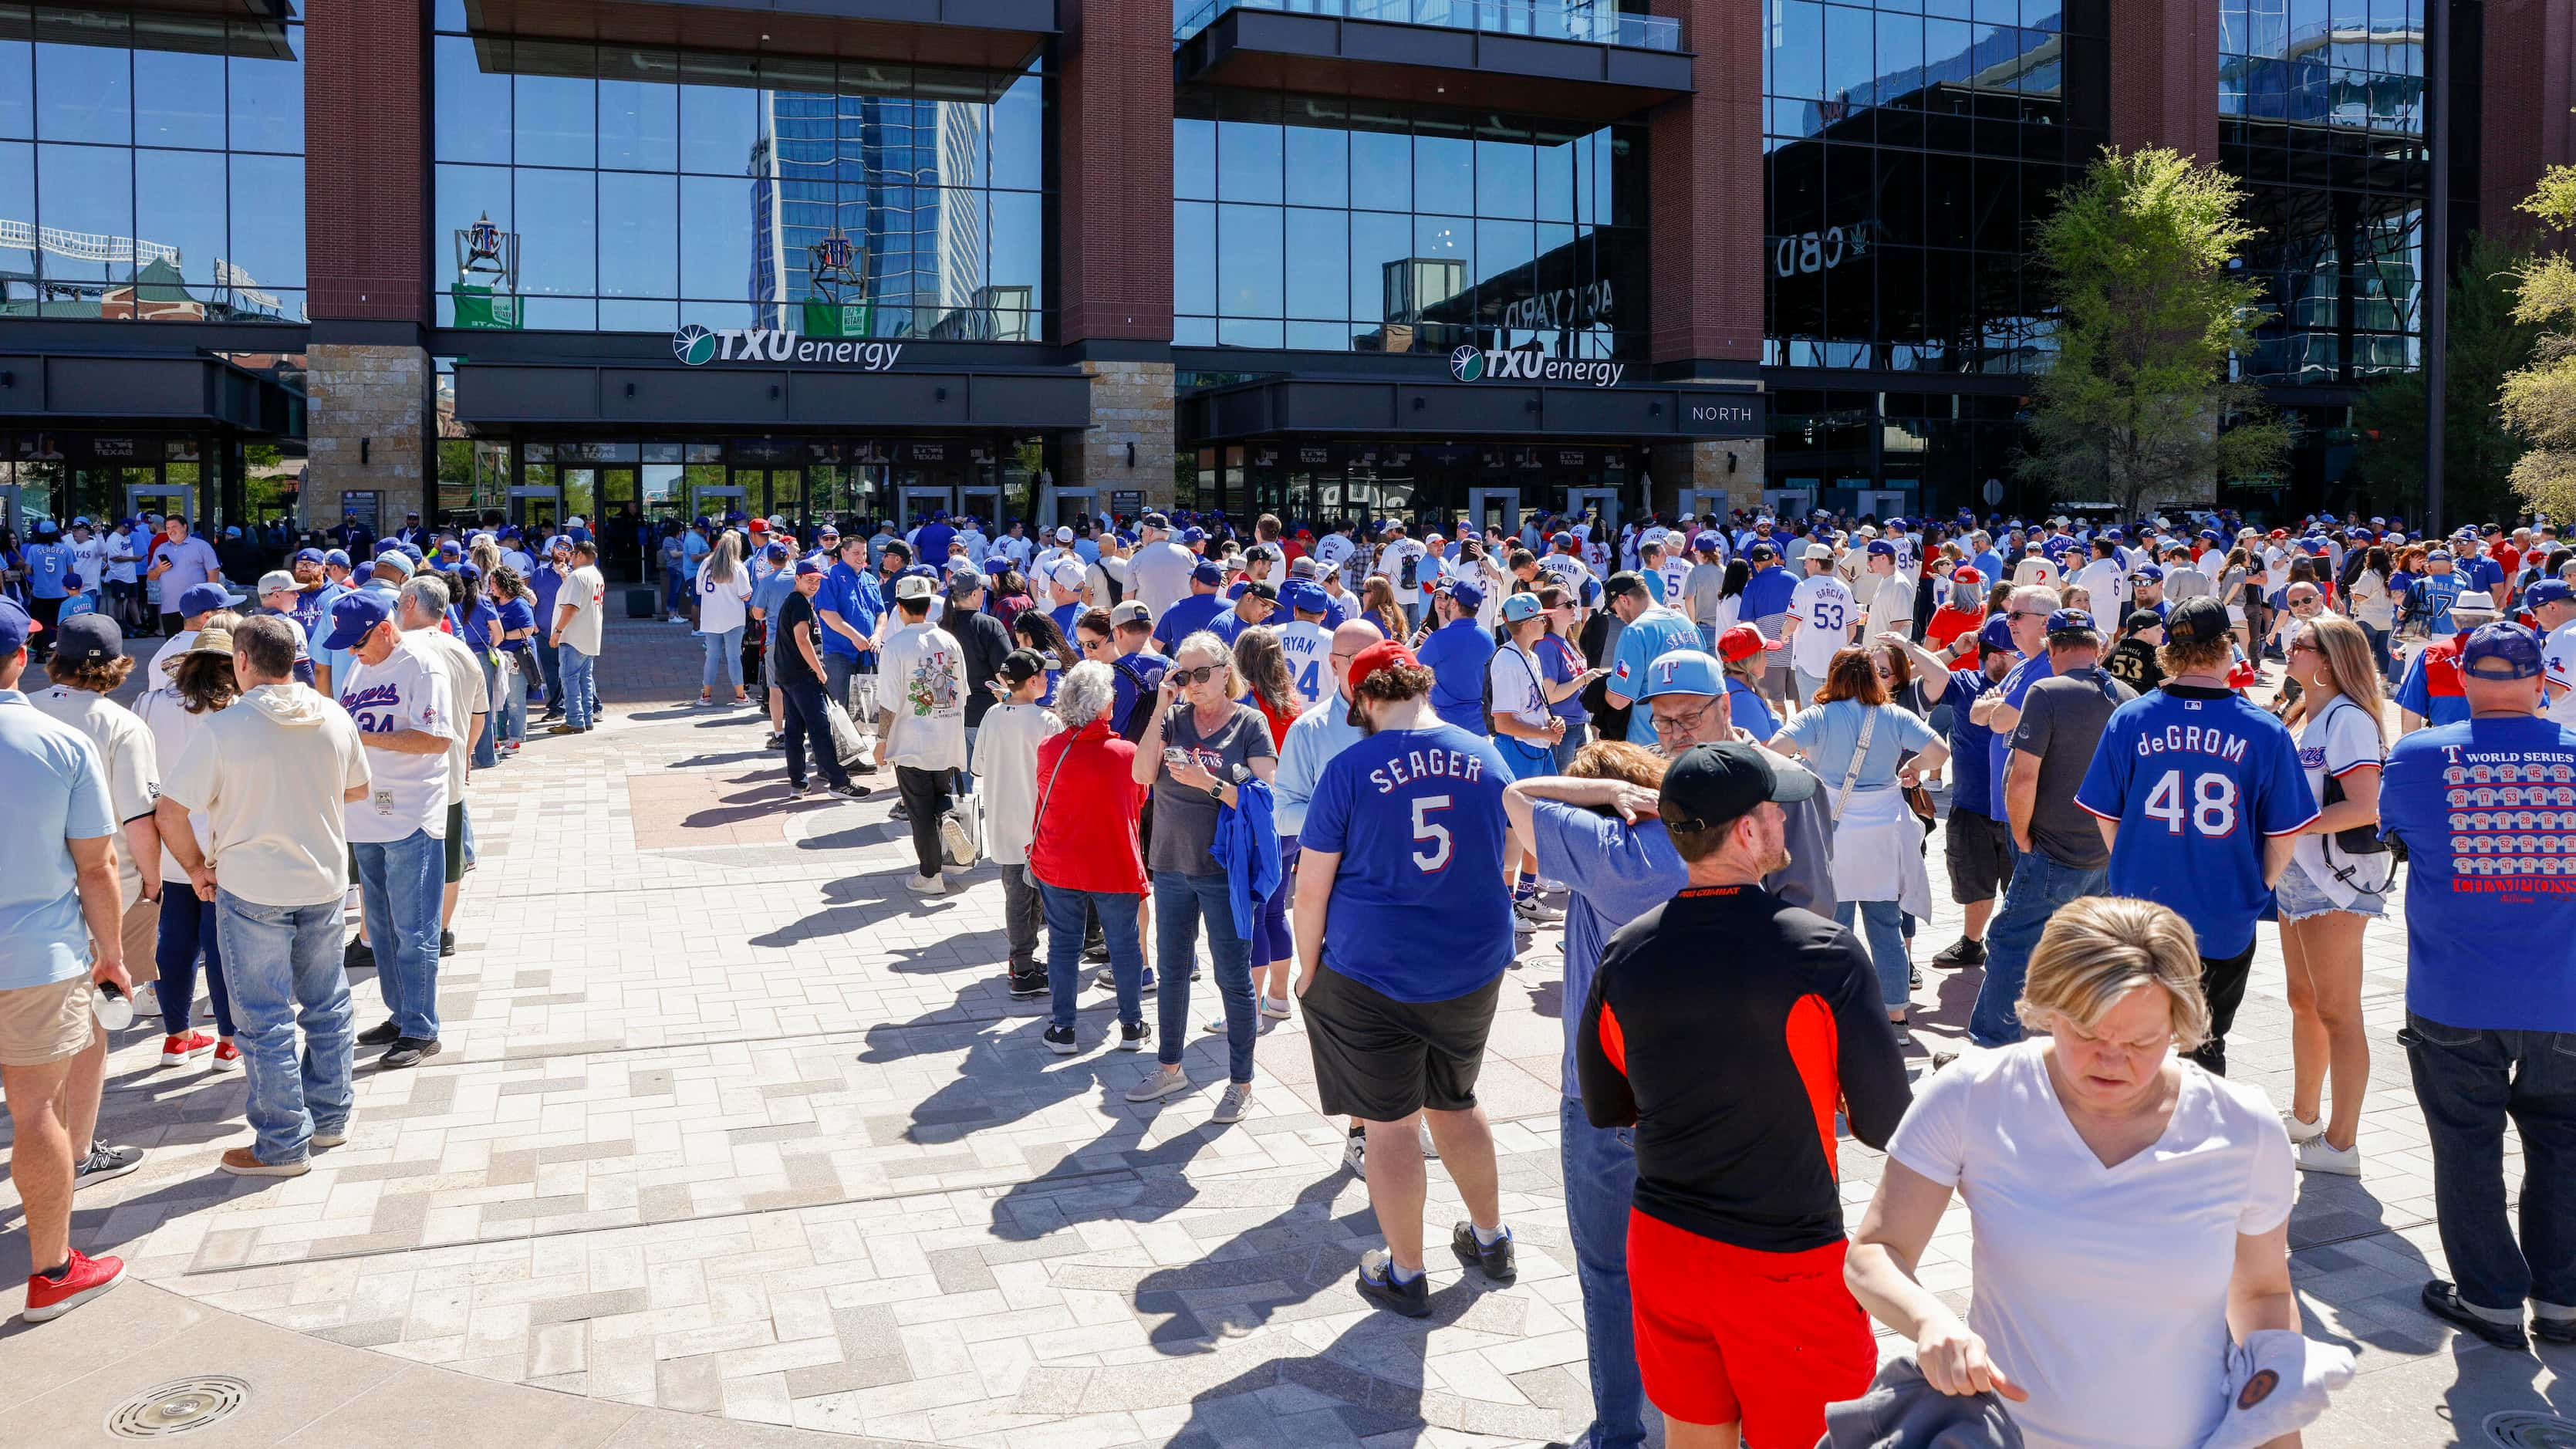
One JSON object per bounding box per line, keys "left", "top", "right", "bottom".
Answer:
{"left": 1846, "top": 897, "right": 2304, "bottom": 1449}
{"left": 1359, "top": 576, "right": 1409, "bottom": 643}
{"left": 694, "top": 529, "right": 753, "bottom": 704}
{"left": 2277, "top": 613, "right": 2392, "bottom": 1176}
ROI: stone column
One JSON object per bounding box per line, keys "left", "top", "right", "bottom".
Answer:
{"left": 302, "top": 346, "right": 433, "bottom": 529}
{"left": 1649, "top": 437, "right": 1766, "bottom": 518}
{"left": 1060, "top": 360, "right": 1178, "bottom": 508}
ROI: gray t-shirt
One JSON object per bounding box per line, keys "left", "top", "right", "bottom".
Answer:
{"left": 1148, "top": 702, "right": 1277, "bottom": 876}
{"left": 2007, "top": 665, "right": 2135, "bottom": 869}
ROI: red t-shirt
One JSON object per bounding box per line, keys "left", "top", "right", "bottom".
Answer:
{"left": 1924, "top": 605, "right": 1983, "bottom": 656}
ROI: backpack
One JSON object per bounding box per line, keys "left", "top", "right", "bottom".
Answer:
{"left": 1398, "top": 549, "right": 1419, "bottom": 591}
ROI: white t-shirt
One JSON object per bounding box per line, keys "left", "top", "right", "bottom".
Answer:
{"left": 695, "top": 561, "right": 753, "bottom": 635}
{"left": 1312, "top": 533, "right": 1355, "bottom": 586}
{"left": 1861, "top": 569, "right": 1915, "bottom": 629}
{"left": 159, "top": 684, "right": 371, "bottom": 907}
{"left": 876, "top": 623, "right": 968, "bottom": 772}
{"left": 1278, "top": 619, "right": 1333, "bottom": 710}
{"left": 2011, "top": 553, "right": 2061, "bottom": 589}
{"left": 2547, "top": 619, "right": 2576, "bottom": 727}
{"left": 408, "top": 627, "right": 490, "bottom": 800}
{"left": 1380, "top": 539, "right": 1428, "bottom": 592}
{"left": 32, "top": 686, "right": 157, "bottom": 899}
{"left": 2290, "top": 694, "right": 2389, "bottom": 903}
{"left": 1486, "top": 642, "right": 1550, "bottom": 728}
{"left": 108, "top": 529, "right": 145, "bottom": 585}
{"left": 557, "top": 564, "right": 606, "bottom": 654}
{"left": 2072, "top": 558, "right": 2129, "bottom": 619}
{"left": 336, "top": 636, "right": 457, "bottom": 843}
{"left": 1787, "top": 573, "right": 1856, "bottom": 677}
{"left": 1885, "top": 1043, "right": 2294, "bottom": 1449}
{"left": 67, "top": 535, "right": 109, "bottom": 590}
{"left": 134, "top": 687, "right": 219, "bottom": 880}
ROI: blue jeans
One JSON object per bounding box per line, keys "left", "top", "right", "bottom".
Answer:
{"left": 2403, "top": 1013, "right": 2576, "bottom": 1316}
{"left": 1559, "top": 1098, "right": 1648, "bottom": 1449}
{"left": 1152, "top": 870, "right": 1254, "bottom": 1081}
{"left": 532, "top": 634, "right": 562, "bottom": 710}
{"left": 1835, "top": 898, "right": 1912, "bottom": 1011}
{"left": 214, "top": 890, "right": 354, "bottom": 1164}
{"left": 663, "top": 566, "right": 687, "bottom": 613}
{"left": 558, "top": 644, "right": 596, "bottom": 729}
{"left": 1549, "top": 725, "right": 1586, "bottom": 774}
{"left": 1969, "top": 846, "right": 2108, "bottom": 1047}
{"left": 2361, "top": 621, "right": 2395, "bottom": 681}
{"left": 154, "top": 888, "right": 236, "bottom": 1039}
{"left": 474, "top": 655, "right": 501, "bottom": 767}
{"left": 1042, "top": 881, "right": 1144, "bottom": 1031}
{"left": 353, "top": 828, "right": 444, "bottom": 1041}
{"left": 702, "top": 624, "right": 744, "bottom": 692}
{"left": 498, "top": 655, "right": 528, "bottom": 746}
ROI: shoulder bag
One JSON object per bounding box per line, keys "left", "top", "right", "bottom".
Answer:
{"left": 1829, "top": 702, "right": 1881, "bottom": 826}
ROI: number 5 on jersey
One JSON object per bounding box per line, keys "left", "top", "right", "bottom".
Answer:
{"left": 1412, "top": 794, "right": 1453, "bottom": 871}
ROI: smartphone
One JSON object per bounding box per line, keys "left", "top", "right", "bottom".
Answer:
{"left": 1163, "top": 747, "right": 1190, "bottom": 768}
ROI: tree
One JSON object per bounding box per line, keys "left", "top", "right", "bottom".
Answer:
{"left": 2349, "top": 231, "right": 2539, "bottom": 523}
{"left": 2017, "top": 147, "right": 2291, "bottom": 518}
{"left": 2505, "top": 166, "right": 2576, "bottom": 518}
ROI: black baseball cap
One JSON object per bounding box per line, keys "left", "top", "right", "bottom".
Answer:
{"left": 52, "top": 613, "right": 122, "bottom": 665}
{"left": 998, "top": 647, "right": 1049, "bottom": 686}
{"left": 1660, "top": 741, "right": 1817, "bottom": 833}
{"left": 2164, "top": 596, "right": 2230, "bottom": 647}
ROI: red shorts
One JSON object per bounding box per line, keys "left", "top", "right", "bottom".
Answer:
{"left": 1626, "top": 1208, "right": 1875, "bottom": 1443}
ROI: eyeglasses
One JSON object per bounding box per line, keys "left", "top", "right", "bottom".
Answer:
{"left": 2008, "top": 610, "right": 2049, "bottom": 620}
{"left": 2287, "top": 640, "right": 2322, "bottom": 655}
{"left": 2290, "top": 596, "right": 2322, "bottom": 610}
{"left": 1649, "top": 697, "right": 1721, "bottom": 738}
{"left": 1169, "top": 664, "right": 1222, "bottom": 686}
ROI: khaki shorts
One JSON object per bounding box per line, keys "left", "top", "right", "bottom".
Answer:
{"left": 0, "top": 977, "right": 97, "bottom": 1068}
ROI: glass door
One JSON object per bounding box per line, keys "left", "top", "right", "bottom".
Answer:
{"left": 1466, "top": 487, "right": 1521, "bottom": 539}
{"left": 126, "top": 483, "right": 197, "bottom": 526}
{"left": 1566, "top": 486, "right": 1619, "bottom": 539}
{"left": 896, "top": 486, "right": 954, "bottom": 529}
{"left": 509, "top": 486, "right": 562, "bottom": 535}
{"left": 957, "top": 485, "right": 1001, "bottom": 532}
{"left": 599, "top": 465, "right": 640, "bottom": 574}
{"left": 559, "top": 468, "right": 600, "bottom": 529}
{"left": 691, "top": 483, "right": 746, "bottom": 522}
{"left": 757, "top": 469, "right": 804, "bottom": 529}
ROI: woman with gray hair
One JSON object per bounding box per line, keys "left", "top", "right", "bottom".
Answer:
{"left": 1845, "top": 897, "right": 2305, "bottom": 1449}
{"left": 1025, "top": 660, "right": 1153, "bottom": 1055}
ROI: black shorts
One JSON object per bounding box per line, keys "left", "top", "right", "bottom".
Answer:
{"left": 1943, "top": 807, "right": 2014, "bottom": 904}
{"left": 443, "top": 801, "right": 468, "bottom": 884}
{"left": 1300, "top": 964, "right": 1502, "bottom": 1122}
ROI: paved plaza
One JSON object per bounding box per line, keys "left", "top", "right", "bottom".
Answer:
{"left": 0, "top": 613, "right": 2568, "bottom": 1447}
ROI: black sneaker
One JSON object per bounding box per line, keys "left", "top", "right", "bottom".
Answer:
{"left": 1118, "top": 1020, "right": 1152, "bottom": 1052}
{"left": 439, "top": 929, "right": 457, "bottom": 958}
{"left": 848, "top": 758, "right": 879, "bottom": 776}
{"left": 1006, "top": 971, "right": 1048, "bottom": 999}
{"left": 1450, "top": 1221, "right": 1518, "bottom": 1285}
{"left": 380, "top": 1037, "right": 443, "bottom": 1070}
{"left": 790, "top": 778, "right": 812, "bottom": 796}
{"left": 356, "top": 1018, "right": 401, "bottom": 1047}
{"left": 1042, "top": 1024, "right": 1079, "bottom": 1055}
{"left": 1355, "top": 1254, "right": 1433, "bottom": 1319}
{"left": 890, "top": 802, "right": 910, "bottom": 822}
{"left": 73, "top": 1140, "right": 146, "bottom": 1191}
{"left": 344, "top": 938, "right": 376, "bottom": 971}
{"left": 827, "top": 782, "right": 871, "bottom": 799}
{"left": 2537, "top": 1315, "right": 2576, "bottom": 1346}
{"left": 1082, "top": 940, "right": 1109, "bottom": 964}
{"left": 1931, "top": 937, "right": 1987, "bottom": 967}
{"left": 2422, "top": 1280, "right": 2529, "bottom": 1350}
{"left": 1909, "top": 965, "right": 1923, "bottom": 988}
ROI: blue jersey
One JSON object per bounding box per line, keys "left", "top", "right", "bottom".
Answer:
{"left": 1300, "top": 724, "right": 1516, "bottom": 1003}
{"left": 2381, "top": 717, "right": 2576, "bottom": 1033}
{"left": 1944, "top": 665, "right": 2000, "bottom": 819}
{"left": 1415, "top": 618, "right": 1495, "bottom": 736}
{"left": 1739, "top": 565, "right": 1798, "bottom": 620}
{"left": 817, "top": 563, "right": 878, "bottom": 660}
{"left": 1606, "top": 606, "right": 1707, "bottom": 745}
{"left": 1151, "top": 593, "right": 1227, "bottom": 654}
{"left": 1986, "top": 651, "right": 2053, "bottom": 820}
{"left": 2075, "top": 685, "right": 2318, "bottom": 958}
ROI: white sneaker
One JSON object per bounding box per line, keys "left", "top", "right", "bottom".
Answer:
{"left": 938, "top": 812, "right": 975, "bottom": 867}
{"left": 2296, "top": 1137, "right": 2362, "bottom": 1177}
{"left": 1343, "top": 1127, "right": 1368, "bottom": 1177}
{"left": 2282, "top": 1112, "right": 2326, "bottom": 1145}
{"left": 904, "top": 872, "right": 947, "bottom": 897}
{"left": 1213, "top": 1083, "right": 1252, "bottom": 1124}
{"left": 1258, "top": 994, "right": 1291, "bottom": 1020}
{"left": 1513, "top": 894, "right": 1562, "bottom": 924}
{"left": 1418, "top": 1118, "right": 1440, "bottom": 1159}
{"left": 1125, "top": 1065, "right": 1190, "bottom": 1103}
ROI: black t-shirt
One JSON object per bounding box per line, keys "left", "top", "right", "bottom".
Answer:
{"left": 2104, "top": 637, "right": 2165, "bottom": 694}
{"left": 775, "top": 589, "right": 823, "bottom": 687}
{"left": 1578, "top": 883, "right": 1912, "bottom": 1252}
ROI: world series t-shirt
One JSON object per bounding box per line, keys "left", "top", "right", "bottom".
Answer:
{"left": 1299, "top": 723, "right": 1514, "bottom": 1002}
{"left": 2381, "top": 715, "right": 2576, "bottom": 1032}
{"left": 338, "top": 636, "right": 457, "bottom": 843}
{"left": 2075, "top": 685, "right": 2318, "bottom": 958}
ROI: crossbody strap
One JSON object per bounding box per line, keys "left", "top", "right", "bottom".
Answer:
{"left": 1831, "top": 704, "right": 1879, "bottom": 825}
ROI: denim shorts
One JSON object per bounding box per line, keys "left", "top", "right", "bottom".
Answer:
{"left": 2276, "top": 854, "right": 2387, "bottom": 922}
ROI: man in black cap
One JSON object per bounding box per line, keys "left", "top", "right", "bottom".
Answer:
{"left": 1577, "top": 741, "right": 1909, "bottom": 1449}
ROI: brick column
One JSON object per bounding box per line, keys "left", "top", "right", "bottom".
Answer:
{"left": 1058, "top": 0, "right": 1173, "bottom": 346}
{"left": 2482, "top": 0, "right": 2576, "bottom": 237}
{"left": 1646, "top": 0, "right": 1763, "bottom": 370}
{"left": 306, "top": 5, "right": 428, "bottom": 326}
{"left": 2108, "top": 0, "right": 2218, "bottom": 160}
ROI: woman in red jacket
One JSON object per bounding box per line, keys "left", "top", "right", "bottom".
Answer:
{"left": 1026, "top": 660, "right": 1152, "bottom": 1055}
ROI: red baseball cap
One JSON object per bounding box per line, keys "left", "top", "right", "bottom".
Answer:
{"left": 1951, "top": 566, "right": 1983, "bottom": 585}
{"left": 1717, "top": 623, "right": 1783, "bottom": 663}
{"left": 1346, "top": 640, "right": 1420, "bottom": 694}
{"left": 748, "top": 518, "right": 768, "bottom": 533}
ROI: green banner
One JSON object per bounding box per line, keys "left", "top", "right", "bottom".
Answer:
{"left": 800, "top": 298, "right": 872, "bottom": 339}
{"left": 451, "top": 283, "right": 522, "bottom": 331}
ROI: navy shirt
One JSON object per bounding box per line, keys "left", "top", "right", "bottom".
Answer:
{"left": 1151, "top": 593, "right": 1228, "bottom": 654}
{"left": 1943, "top": 665, "right": 2000, "bottom": 820}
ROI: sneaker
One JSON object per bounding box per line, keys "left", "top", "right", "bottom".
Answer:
{"left": 218, "top": 1146, "right": 311, "bottom": 1177}
{"left": 1213, "top": 1082, "right": 1253, "bottom": 1124}
{"left": 1355, "top": 1249, "right": 1433, "bottom": 1319}
{"left": 1258, "top": 994, "right": 1291, "bottom": 1021}
{"left": 1909, "top": 965, "right": 1923, "bottom": 988}
{"left": 133, "top": 981, "right": 158, "bottom": 1020}
{"left": 1344, "top": 1126, "right": 1368, "bottom": 1177}
{"left": 2296, "top": 1137, "right": 2362, "bottom": 1177}
{"left": 890, "top": 802, "right": 910, "bottom": 823}
{"left": 828, "top": 782, "right": 871, "bottom": 800}
{"left": 1082, "top": 941, "right": 1111, "bottom": 964}
{"left": 356, "top": 1018, "right": 401, "bottom": 1047}
{"left": 22, "top": 1248, "right": 124, "bottom": 1322}
{"left": 790, "top": 778, "right": 813, "bottom": 796}
{"left": 309, "top": 1124, "right": 349, "bottom": 1149}
{"left": 2421, "top": 1280, "right": 2529, "bottom": 1351}
{"left": 904, "top": 873, "right": 947, "bottom": 897}
{"left": 765, "top": 732, "right": 786, "bottom": 749}
{"left": 1930, "top": 936, "right": 1987, "bottom": 967}
{"left": 1006, "top": 971, "right": 1048, "bottom": 999}
{"left": 1419, "top": 1118, "right": 1440, "bottom": 1159}
{"left": 343, "top": 938, "right": 375, "bottom": 971}
{"left": 546, "top": 722, "right": 583, "bottom": 735}
{"left": 848, "top": 758, "right": 879, "bottom": 776}
{"left": 1042, "top": 1024, "right": 1079, "bottom": 1056}
{"left": 1118, "top": 1020, "right": 1151, "bottom": 1052}
{"left": 939, "top": 811, "right": 975, "bottom": 866}
{"left": 160, "top": 1031, "right": 214, "bottom": 1066}
{"left": 2537, "top": 1314, "right": 2576, "bottom": 1346}
{"left": 1512, "top": 893, "right": 1562, "bottom": 924}
{"left": 438, "top": 929, "right": 457, "bottom": 958}
{"left": 73, "top": 1140, "right": 145, "bottom": 1190}
{"left": 1125, "top": 1065, "right": 1190, "bottom": 1103}
{"left": 2282, "top": 1112, "right": 2326, "bottom": 1145}
{"left": 211, "top": 1041, "right": 241, "bottom": 1071}
{"left": 1450, "top": 1221, "right": 1518, "bottom": 1285}
{"left": 379, "top": 1037, "right": 443, "bottom": 1069}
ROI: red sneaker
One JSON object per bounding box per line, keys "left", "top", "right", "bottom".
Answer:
{"left": 22, "top": 1248, "right": 124, "bottom": 1322}
{"left": 160, "top": 1031, "right": 214, "bottom": 1066}
{"left": 211, "top": 1041, "right": 241, "bottom": 1070}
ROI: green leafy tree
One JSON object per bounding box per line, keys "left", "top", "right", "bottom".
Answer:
{"left": 2505, "top": 167, "right": 2576, "bottom": 518}
{"left": 2348, "top": 232, "right": 2537, "bottom": 523}
{"left": 2018, "top": 147, "right": 2291, "bottom": 517}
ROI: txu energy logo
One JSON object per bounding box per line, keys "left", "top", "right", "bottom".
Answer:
{"left": 672, "top": 325, "right": 903, "bottom": 371}
{"left": 1448, "top": 343, "right": 1624, "bottom": 389}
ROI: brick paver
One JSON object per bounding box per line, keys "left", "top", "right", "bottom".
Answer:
{"left": 8, "top": 611, "right": 2567, "bottom": 1446}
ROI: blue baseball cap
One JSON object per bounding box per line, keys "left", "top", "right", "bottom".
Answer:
{"left": 323, "top": 548, "right": 351, "bottom": 568}
{"left": 1442, "top": 578, "right": 1486, "bottom": 610}
{"left": 395, "top": 542, "right": 424, "bottom": 562}
{"left": 177, "top": 582, "right": 245, "bottom": 616}
{"left": 1499, "top": 592, "right": 1545, "bottom": 624}
{"left": 1637, "top": 648, "right": 1724, "bottom": 700}
{"left": 794, "top": 559, "right": 825, "bottom": 577}
{"left": 293, "top": 547, "right": 326, "bottom": 565}
{"left": 1865, "top": 539, "right": 1896, "bottom": 559}
{"left": 1191, "top": 560, "right": 1225, "bottom": 587}
{"left": 1181, "top": 527, "right": 1208, "bottom": 545}
{"left": 1282, "top": 581, "right": 1327, "bottom": 614}
{"left": 0, "top": 597, "right": 34, "bottom": 655}
{"left": 764, "top": 542, "right": 789, "bottom": 562}
{"left": 2462, "top": 622, "right": 2545, "bottom": 681}
{"left": 321, "top": 592, "right": 393, "bottom": 651}
{"left": 1977, "top": 615, "right": 2016, "bottom": 653}
{"left": 2526, "top": 579, "right": 2574, "bottom": 610}
{"left": 1690, "top": 531, "right": 1722, "bottom": 553}
{"left": 2045, "top": 607, "right": 2098, "bottom": 639}
{"left": 2129, "top": 563, "right": 2165, "bottom": 583}
{"left": 2426, "top": 548, "right": 2454, "bottom": 562}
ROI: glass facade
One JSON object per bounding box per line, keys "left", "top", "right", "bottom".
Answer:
{"left": 1763, "top": 0, "right": 2105, "bottom": 373}
{"left": 1173, "top": 90, "right": 1646, "bottom": 356}
{"left": 432, "top": 20, "right": 1049, "bottom": 339}
{"left": 2220, "top": 0, "right": 2433, "bottom": 383}
{"left": 0, "top": 4, "right": 307, "bottom": 323}
{"left": 1173, "top": 0, "right": 1683, "bottom": 51}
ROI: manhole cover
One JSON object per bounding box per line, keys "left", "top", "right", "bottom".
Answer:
{"left": 106, "top": 1377, "right": 251, "bottom": 1437}
{"left": 2489, "top": 1411, "right": 2576, "bottom": 1449}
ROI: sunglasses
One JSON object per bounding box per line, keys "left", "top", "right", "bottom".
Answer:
{"left": 1169, "top": 664, "right": 1223, "bottom": 686}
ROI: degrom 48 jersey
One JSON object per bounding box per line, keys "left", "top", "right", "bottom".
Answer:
{"left": 2075, "top": 684, "right": 2318, "bottom": 958}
